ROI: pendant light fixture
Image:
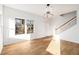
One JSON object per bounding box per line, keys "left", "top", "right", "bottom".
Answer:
{"left": 44, "top": 4, "right": 54, "bottom": 19}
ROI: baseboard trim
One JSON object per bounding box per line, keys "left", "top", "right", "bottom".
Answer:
{"left": 61, "top": 39, "right": 79, "bottom": 44}
{"left": 32, "top": 35, "right": 53, "bottom": 40}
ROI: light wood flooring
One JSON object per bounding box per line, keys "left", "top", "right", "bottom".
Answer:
{"left": 61, "top": 40, "right": 79, "bottom": 55}
{"left": 2, "top": 37, "right": 52, "bottom": 55}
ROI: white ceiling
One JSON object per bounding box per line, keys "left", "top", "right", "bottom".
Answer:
{"left": 4, "top": 4, "right": 79, "bottom": 17}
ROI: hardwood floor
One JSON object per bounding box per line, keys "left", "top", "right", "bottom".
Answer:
{"left": 1, "top": 37, "right": 52, "bottom": 55}
{"left": 61, "top": 40, "right": 79, "bottom": 55}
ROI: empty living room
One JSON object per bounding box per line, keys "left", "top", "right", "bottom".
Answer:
{"left": 0, "top": 4, "right": 79, "bottom": 55}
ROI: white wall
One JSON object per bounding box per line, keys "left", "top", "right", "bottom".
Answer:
{"left": 3, "top": 6, "right": 51, "bottom": 45}
{"left": 0, "top": 4, "right": 3, "bottom": 54}
{"left": 52, "top": 10, "right": 79, "bottom": 44}
{"left": 59, "top": 10, "right": 79, "bottom": 43}
{"left": 4, "top": 4, "right": 79, "bottom": 46}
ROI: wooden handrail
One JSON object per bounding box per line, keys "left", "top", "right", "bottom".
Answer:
{"left": 56, "top": 16, "right": 77, "bottom": 30}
